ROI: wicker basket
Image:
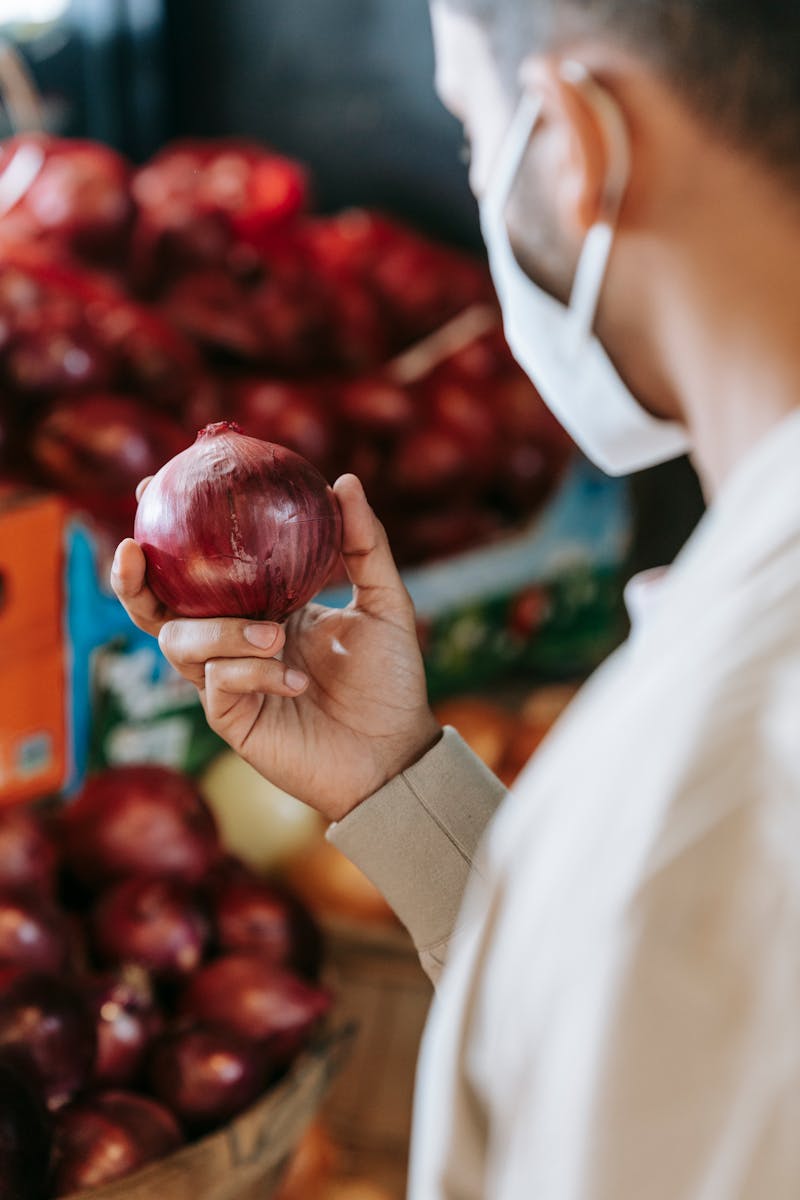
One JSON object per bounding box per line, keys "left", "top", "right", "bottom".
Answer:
{"left": 65, "top": 1024, "right": 353, "bottom": 1200}
{"left": 321, "top": 918, "right": 433, "bottom": 1198}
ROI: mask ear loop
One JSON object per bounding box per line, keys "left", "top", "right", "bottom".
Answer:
{"left": 561, "top": 61, "right": 631, "bottom": 356}
{"left": 482, "top": 92, "right": 544, "bottom": 225}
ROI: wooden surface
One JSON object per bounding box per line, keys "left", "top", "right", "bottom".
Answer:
{"left": 322, "top": 918, "right": 434, "bottom": 1198}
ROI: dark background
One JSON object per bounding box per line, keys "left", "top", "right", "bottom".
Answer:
{"left": 164, "top": 0, "right": 481, "bottom": 248}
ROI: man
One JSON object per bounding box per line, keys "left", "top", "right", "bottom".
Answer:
{"left": 113, "top": 1, "right": 800, "bottom": 1195}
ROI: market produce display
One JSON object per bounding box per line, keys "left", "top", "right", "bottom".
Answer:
{"left": 0, "top": 133, "right": 572, "bottom": 566}
{"left": 433, "top": 684, "right": 580, "bottom": 787}
{"left": 0, "top": 128, "right": 590, "bottom": 1200}
{"left": 0, "top": 766, "right": 332, "bottom": 1196}
{"left": 275, "top": 1120, "right": 393, "bottom": 1200}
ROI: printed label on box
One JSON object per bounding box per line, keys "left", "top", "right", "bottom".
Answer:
{"left": 15, "top": 732, "right": 54, "bottom": 779}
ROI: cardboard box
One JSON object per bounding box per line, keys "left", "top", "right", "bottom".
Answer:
{"left": 321, "top": 458, "right": 631, "bottom": 699}
{"left": 0, "top": 491, "right": 69, "bottom": 804}
{"left": 64, "top": 521, "right": 222, "bottom": 791}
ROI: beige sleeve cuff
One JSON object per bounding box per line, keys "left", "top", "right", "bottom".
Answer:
{"left": 326, "top": 726, "right": 507, "bottom": 958}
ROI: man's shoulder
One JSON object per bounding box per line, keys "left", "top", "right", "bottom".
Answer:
{"left": 489, "top": 592, "right": 800, "bottom": 876}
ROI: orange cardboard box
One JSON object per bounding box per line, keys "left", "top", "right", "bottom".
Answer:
{"left": 0, "top": 490, "right": 68, "bottom": 805}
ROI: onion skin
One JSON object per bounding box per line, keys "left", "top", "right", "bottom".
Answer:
{"left": 211, "top": 874, "right": 324, "bottom": 980}
{"left": 0, "top": 808, "right": 58, "bottom": 898}
{"left": 60, "top": 765, "right": 221, "bottom": 889}
{"left": 31, "top": 393, "right": 188, "bottom": 525}
{"left": 148, "top": 1024, "right": 269, "bottom": 1134}
{"left": 0, "top": 893, "right": 72, "bottom": 975}
{"left": 134, "top": 422, "right": 343, "bottom": 621}
{"left": 52, "top": 1091, "right": 182, "bottom": 1194}
{"left": 179, "top": 952, "right": 332, "bottom": 1068}
{"left": 89, "top": 877, "right": 210, "bottom": 981}
{"left": 0, "top": 974, "right": 96, "bottom": 1111}
{"left": 84, "top": 966, "right": 164, "bottom": 1088}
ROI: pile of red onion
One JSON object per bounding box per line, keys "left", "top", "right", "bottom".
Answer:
{"left": 0, "top": 766, "right": 331, "bottom": 1197}
{"left": 134, "top": 421, "right": 343, "bottom": 621}
{"left": 0, "top": 133, "right": 569, "bottom": 571}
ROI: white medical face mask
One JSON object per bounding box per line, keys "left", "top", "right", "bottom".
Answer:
{"left": 479, "top": 71, "right": 690, "bottom": 476}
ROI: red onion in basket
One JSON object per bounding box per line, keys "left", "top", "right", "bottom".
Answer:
{"left": 0, "top": 807, "right": 58, "bottom": 897}
{"left": 84, "top": 966, "right": 164, "bottom": 1088}
{"left": 148, "top": 1024, "right": 268, "bottom": 1134}
{"left": 134, "top": 422, "right": 342, "bottom": 620}
{"left": 179, "top": 953, "right": 331, "bottom": 1069}
{"left": 89, "top": 877, "right": 210, "bottom": 981}
{"left": 52, "top": 1091, "right": 182, "bottom": 1194}
{"left": 211, "top": 874, "right": 324, "bottom": 980}
{"left": 230, "top": 380, "right": 335, "bottom": 473}
{"left": 0, "top": 892, "right": 71, "bottom": 975}
{"left": 60, "top": 764, "right": 221, "bottom": 889}
{"left": 0, "top": 135, "right": 132, "bottom": 260}
{"left": 0, "top": 974, "right": 96, "bottom": 1111}
{"left": 31, "top": 394, "right": 188, "bottom": 522}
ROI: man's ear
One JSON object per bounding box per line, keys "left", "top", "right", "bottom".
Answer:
{"left": 520, "top": 56, "right": 619, "bottom": 235}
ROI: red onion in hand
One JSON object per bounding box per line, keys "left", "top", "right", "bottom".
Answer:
{"left": 134, "top": 422, "right": 342, "bottom": 620}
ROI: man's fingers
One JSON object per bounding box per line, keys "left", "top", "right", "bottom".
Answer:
{"left": 334, "top": 474, "right": 412, "bottom": 620}
{"left": 110, "top": 539, "right": 171, "bottom": 636}
{"left": 158, "top": 618, "right": 286, "bottom": 690}
{"left": 204, "top": 657, "right": 309, "bottom": 725}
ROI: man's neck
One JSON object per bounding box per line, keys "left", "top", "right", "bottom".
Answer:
{"left": 652, "top": 188, "right": 800, "bottom": 500}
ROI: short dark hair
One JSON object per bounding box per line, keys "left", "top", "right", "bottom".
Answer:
{"left": 443, "top": 1, "right": 800, "bottom": 178}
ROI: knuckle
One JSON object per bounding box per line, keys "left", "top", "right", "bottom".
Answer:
{"left": 203, "top": 658, "right": 226, "bottom": 689}
{"left": 205, "top": 703, "right": 228, "bottom": 734}
{"left": 157, "top": 621, "right": 180, "bottom": 657}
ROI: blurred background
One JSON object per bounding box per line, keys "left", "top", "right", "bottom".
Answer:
{"left": 0, "top": 2, "right": 704, "bottom": 1198}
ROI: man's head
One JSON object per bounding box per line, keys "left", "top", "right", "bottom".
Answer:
{"left": 435, "top": 1, "right": 800, "bottom": 185}
{"left": 429, "top": 1, "right": 800, "bottom": 490}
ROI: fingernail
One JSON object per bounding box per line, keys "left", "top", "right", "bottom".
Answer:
{"left": 110, "top": 545, "right": 122, "bottom": 576}
{"left": 284, "top": 668, "right": 308, "bottom": 693}
{"left": 244, "top": 624, "right": 279, "bottom": 649}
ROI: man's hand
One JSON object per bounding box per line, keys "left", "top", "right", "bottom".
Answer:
{"left": 111, "top": 474, "right": 442, "bottom": 823}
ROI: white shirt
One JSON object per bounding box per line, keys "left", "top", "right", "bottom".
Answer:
{"left": 330, "top": 410, "right": 800, "bottom": 1197}
{"left": 407, "top": 411, "right": 800, "bottom": 1198}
